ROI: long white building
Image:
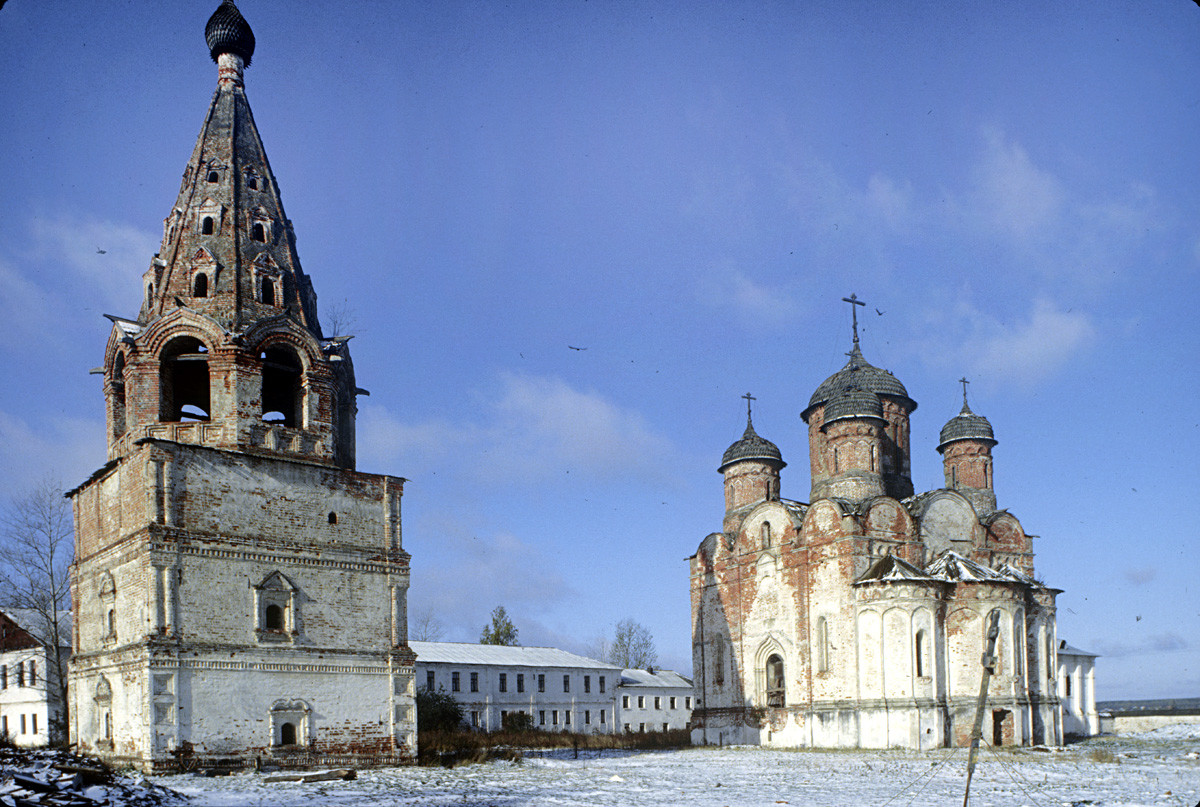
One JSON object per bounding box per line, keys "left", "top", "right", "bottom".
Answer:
{"left": 615, "top": 668, "right": 693, "bottom": 733}
{"left": 411, "top": 642, "right": 623, "bottom": 733}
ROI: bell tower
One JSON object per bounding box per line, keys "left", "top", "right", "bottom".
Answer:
{"left": 69, "top": 1, "right": 415, "bottom": 770}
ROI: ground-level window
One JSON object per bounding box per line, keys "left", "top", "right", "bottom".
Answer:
{"left": 552, "top": 711, "right": 558, "bottom": 726}
{"left": 470, "top": 711, "right": 479, "bottom": 727}
{"left": 539, "top": 711, "right": 545, "bottom": 725}
{"left": 599, "top": 710, "right": 606, "bottom": 724}
{"left": 663, "top": 722, "right": 669, "bottom": 732}
{"left": 766, "top": 653, "right": 785, "bottom": 707}
{"left": 584, "top": 710, "right": 591, "bottom": 724}
{"left": 280, "top": 722, "right": 296, "bottom": 745}
{"left": 564, "top": 711, "right": 571, "bottom": 726}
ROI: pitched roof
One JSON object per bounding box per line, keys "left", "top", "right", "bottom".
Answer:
{"left": 855, "top": 554, "right": 934, "bottom": 583}
{"left": 618, "top": 669, "right": 693, "bottom": 689}
{"left": 409, "top": 641, "right": 621, "bottom": 670}
{"left": 1058, "top": 640, "right": 1099, "bottom": 657}
{"left": 0, "top": 609, "right": 72, "bottom": 648}
{"left": 925, "top": 551, "right": 1008, "bottom": 582}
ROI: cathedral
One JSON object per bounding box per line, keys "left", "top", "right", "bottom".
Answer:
{"left": 66, "top": 2, "right": 416, "bottom": 770}
{"left": 689, "top": 301, "right": 1062, "bottom": 749}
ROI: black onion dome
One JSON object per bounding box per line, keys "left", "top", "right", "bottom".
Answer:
{"left": 804, "top": 343, "right": 914, "bottom": 419}
{"left": 937, "top": 401, "right": 996, "bottom": 451}
{"left": 719, "top": 418, "right": 785, "bottom": 473}
{"left": 822, "top": 384, "right": 884, "bottom": 427}
{"left": 206, "top": 0, "right": 255, "bottom": 66}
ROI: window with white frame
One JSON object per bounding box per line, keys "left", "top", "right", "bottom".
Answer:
{"left": 254, "top": 571, "right": 299, "bottom": 641}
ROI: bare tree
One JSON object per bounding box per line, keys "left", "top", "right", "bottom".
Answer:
{"left": 323, "top": 298, "right": 357, "bottom": 338}
{"left": 410, "top": 606, "right": 445, "bottom": 642}
{"left": 607, "top": 618, "right": 658, "bottom": 670}
{"left": 0, "top": 477, "right": 74, "bottom": 742}
{"left": 584, "top": 632, "right": 610, "bottom": 664}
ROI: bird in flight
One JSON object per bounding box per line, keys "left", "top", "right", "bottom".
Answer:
{"left": 568, "top": 345, "right": 587, "bottom": 351}
{"left": 96, "top": 248, "right": 107, "bottom": 254}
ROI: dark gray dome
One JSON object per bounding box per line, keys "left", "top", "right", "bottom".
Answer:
{"left": 206, "top": 1, "right": 255, "bottom": 66}
{"left": 938, "top": 402, "right": 996, "bottom": 450}
{"left": 719, "top": 418, "right": 785, "bottom": 473}
{"left": 822, "top": 385, "right": 884, "bottom": 426}
{"left": 804, "top": 343, "right": 914, "bottom": 420}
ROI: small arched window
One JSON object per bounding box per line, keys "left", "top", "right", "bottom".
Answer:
{"left": 193, "top": 273, "right": 208, "bottom": 298}
{"left": 915, "top": 629, "right": 929, "bottom": 678}
{"left": 765, "top": 653, "right": 785, "bottom": 707}
{"left": 146, "top": 283, "right": 154, "bottom": 307}
{"left": 107, "top": 609, "right": 116, "bottom": 637}
{"left": 252, "top": 222, "right": 266, "bottom": 242}
{"left": 761, "top": 521, "right": 772, "bottom": 549}
{"left": 207, "top": 170, "right": 219, "bottom": 183}
{"left": 713, "top": 636, "right": 725, "bottom": 685}
{"left": 264, "top": 603, "right": 285, "bottom": 631}
{"left": 159, "top": 336, "right": 211, "bottom": 422}
{"left": 280, "top": 722, "right": 297, "bottom": 745}
{"left": 111, "top": 352, "right": 127, "bottom": 438}
{"left": 328, "top": 512, "right": 337, "bottom": 525}
{"left": 202, "top": 216, "right": 214, "bottom": 235}
{"left": 260, "top": 277, "right": 275, "bottom": 306}
{"left": 247, "top": 176, "right": 258, "bottom": 190}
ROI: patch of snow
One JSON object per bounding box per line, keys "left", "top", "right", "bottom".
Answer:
{"left": 151, "top": 733, "right": 1200, "bottom": 807}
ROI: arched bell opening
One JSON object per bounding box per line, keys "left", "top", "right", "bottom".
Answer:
{"left": 260, "top": 346, "right": 304, "bottom": 428}
{"left": 159, "top": 336, "right": 211, "bottom": 422}
{"left": 111, "top": 352, "right": 127, "bottom": 438}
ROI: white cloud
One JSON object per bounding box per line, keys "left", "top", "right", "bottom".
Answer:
{"left": 863, "top": 173, "right": 917, "bottom": 233}
{"left": 358, "top": 372, "right": 679, "bottom": 485}
{"left": 696, "top": 265, "right": 797, "bottom": 327}
{"left": 27, "top": 214, "right": 157, "bottom": 313}
{"left": 915, "top": 297, "right": 1094, "bottom": 386}
{"left": 972, "top": 129, "right": 1066, "bottom": 241}
{"left": 0, "top": 409, "right": 106, "bottom": 494}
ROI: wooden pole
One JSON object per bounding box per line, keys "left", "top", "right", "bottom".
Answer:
{"left": 963, "top": 609, "right": 1001, "bottom": 807}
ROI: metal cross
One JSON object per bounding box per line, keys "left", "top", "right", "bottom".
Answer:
{"left": 742, "top": 392, "right": 756, "bottom": 420}
{"left": 841, "top": 293, "right": 866, "bottom": 346}
{"left": 959, "top": 376, "right": 970, "bottom": 407}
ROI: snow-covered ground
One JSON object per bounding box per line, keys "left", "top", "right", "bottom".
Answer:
{"left": 157, "top": 725, "right": 1200, "bottom": 807}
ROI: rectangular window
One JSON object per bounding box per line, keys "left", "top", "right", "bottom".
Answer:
{"left": 0, "top": 664, "right": 5, "bottom": 689}
{"left": 471, "top": 711, "right": 479, "bottom": 727}
{"left": 470, "top": 672, "right": 479, "bottom": 693}
{"left": 563, "top": 674, "right": 570, "bottom": 693}
{"left": 17, "top": 663, "right": 24, "bottom": 687}
{"left": 565, "top": 711, "right": 571, "bottom": 726}
{"left": 670, "top": 697, "right": 676, "bottom": 709}
{"left": 662, "top": 722, "right": 669, "bottom": 732}
{"left": 638, "top": 696, "right": 645, "bottom": 708}
{"left": 655, "top": 697, "right": 661, "bottom": 710}
{"left": 584, "top": 675, "right": 591, "bottom": 693}
{"left": 625, "top": 723, "right": 630, "bottom": 732}
{"left": 537, "top": 674, "right": 545, "bottom": 692}
{"left": 599, "top": 710, "right": 606, "bottom": 724}
{"left": 501, "top": 710, "right": 508, "bottom": 721}
{"left": 426, "top": 670, "right": 435, "bottom": 690}
{"left": 639, "top": 722, "right": 645, "bottom": 733}
{"left": 20, "top": 715, "right": 26, "bottom": 735}
{"left": 517, "top": 673, "right": 525, "bottom": 693}
{"left": 585, "top": 710, "right": 591, "bottom": 724}
{"left": 1, "top": 716, "right": 6, "bottom": 736}
{"left": 685, "top": 697, "right": 692, "bottom": 709}
{"left": 31, "top": 714, "right": 37, "bottom": 735}
{"left": 499, "top": 673, "right": 507, "bottom": 693}
{"left": 622, "top": 695, "right": 629, "bottom": 708}
{"left": 539, "top": 710, "right": 546, "bottom": 725}
{"left": 451, "top": 672, "right": 460, "bottom": 692}
{"left": 599, "top": 675, "right": 606, "bottom": 693}
{"left": 552, "top": 710, "right": 558, "bottom": 725}
{"left": 28, "top": 662, "right": 34, "bottom": 686}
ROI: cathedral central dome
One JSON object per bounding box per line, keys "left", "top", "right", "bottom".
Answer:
{"left": 803, "top": 343, "right": 914, "bottom": 420}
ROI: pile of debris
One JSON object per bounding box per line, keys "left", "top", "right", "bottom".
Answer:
{"left": 0, "top": 747, "right": 183, "bottom": 807}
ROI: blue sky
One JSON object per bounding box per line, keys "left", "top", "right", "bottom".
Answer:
{"left": 1, "top": 1, "right": 1197, "bottom": 700}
